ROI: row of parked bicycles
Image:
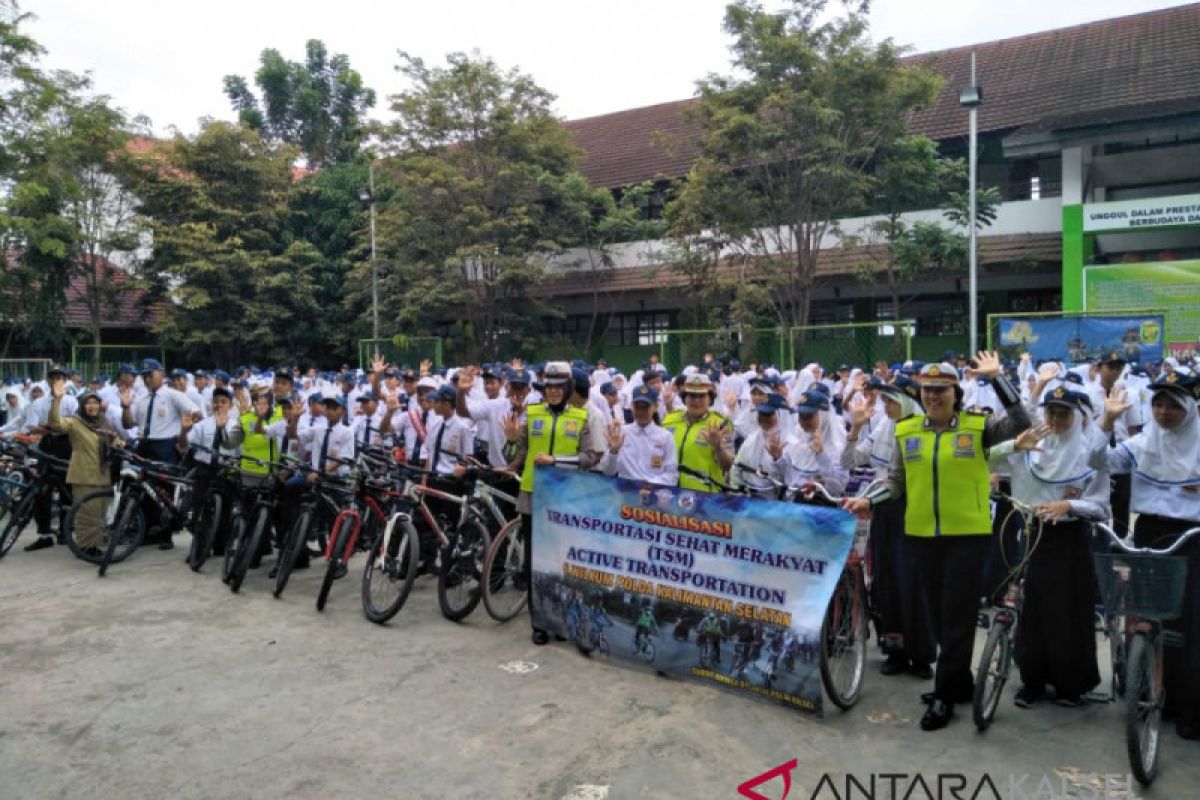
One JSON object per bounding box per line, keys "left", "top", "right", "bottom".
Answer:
{"left": 0, "top": 437, "right": 530, "bottom": 626}
{"left": 2, "top": 436, "right": 1196, "bottom": 786}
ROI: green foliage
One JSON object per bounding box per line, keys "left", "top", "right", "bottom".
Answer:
{"left": 223, "top": 40, "right": 376, "bottom": 167}
{"left": 667, "top": 0, "right": 942, "bottom": 329}
{"left": 126, "top": 121, "right": 322, "bottom": 365}
{"left": 364, "top": 51, "right": 600, "bottom": 362}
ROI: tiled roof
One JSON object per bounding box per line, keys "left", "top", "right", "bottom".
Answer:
{"left": 566, "top": 4, "right": 1200, "bottom": 188}
{"left": 537, "top": 233, "right": 1062, "bottom": 297}
{"left": 61, "top": 261, "right": 155, "bottom": 330}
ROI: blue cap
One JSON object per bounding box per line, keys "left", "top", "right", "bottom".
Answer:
{"left": 138, "top": 358, "right": 164, "bottom": 374}
{"left": 169, "top": 368, "right": 188, "bottom": 378}
{"left": 1041, "top": 386, "right": 1092, "bottom": 412}
{"left": 507, "top": 367, "right": 532, "bottom": 386}
{"left": 866, "top": 376, "right": 888, "bottom": 391}
{"left": 599, "top": 381, "right": 617, "bottom": 396}
{"left": 754, "top": 392, "right": 790, "bottom": 414}
{"left": 794, "top": 391, "right": 830, "bottom": 414}
{"left": 323, "top": 395, "right": 348, "bottom": 409}
{"left": 307, "top": 392, "right": 324, "bottom": 404}
{"left": 213, "top": 369, "right": 231, "bottom": 382}
{"left": 356, "top": 391, "right": 377, "bottom": 403}
{"left": 1150, "top": 371, "right": 1199, "bottom": 399}
{"left": 433, "top": 385, "right": 457, "bottom": 403}
{"left": 751, "top": 374, "right": 781, "bottom": 389}
{"left": 481, "top": 365, "right": 500, "bottom": 380}
{"left": 808, "top": 381, "right": 831, "bottom": 396}
{"left": 631, "top": 385, "right": 658, "bottom": 405}
{"left": 117, "top": 363, "right": 137, "bottom": 377}
{"left": 571, "top": 367, "right": 591, "bottom": 388}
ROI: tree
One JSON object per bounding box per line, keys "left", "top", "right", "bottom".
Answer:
{"left": 667, "top": 0, "right": 941, "bottom": 334}
{"left": 365, "top": 51, "right": 593, "bottom": 362}
{"left": 845, "top": 136, "right": 999, "bottom": 324}
{"left": 126, "top": 121, "right": 322, "bottom": 365}
{"left": 223, "top": 39, "right": 376, "bottom": 168}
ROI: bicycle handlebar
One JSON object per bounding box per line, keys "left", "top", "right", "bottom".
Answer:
{"left": 1093, "top": 522, "right": 1200, "bottom": 557}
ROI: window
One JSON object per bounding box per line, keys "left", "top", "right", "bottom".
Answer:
{"left": 805, "top": 303, "right": 856, "bottom": 338}
{"left": 544, "top": 315, "right": 592, "bottom": 345}
{"left": 604, "top": 312, "right": 671, "bottom": 346}
{"left": 1008, "top": 289, "right": 1061, "bottom": 313}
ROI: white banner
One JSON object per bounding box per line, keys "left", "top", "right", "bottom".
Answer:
{"left": 1082, "top": 193, "right": 1200, "bottom": 232}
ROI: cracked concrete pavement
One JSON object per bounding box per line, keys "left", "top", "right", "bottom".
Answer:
{"left": 1, "top": 539, "right": 1197, "bottom": 799}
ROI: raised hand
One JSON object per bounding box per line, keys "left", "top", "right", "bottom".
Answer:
{"left": 1104, "top": 388, "right": 1131, "bottom": 421}
{"left": 1036, "top": 362, "right": 1060, "bottom": 384}
{"left": 502, "top": 411, "right": 523, "bottom": 442}
{"left": 119, "top": 387, "right": 134, "bottom": 408}
{"left": 457, "top": 370, "right": 475, "bottom": 393}
{"left": 700, "top": 419, "right": 725, "bottom": 448}
{"left": 386, "top": 392, "right": 401, "bottom": 413}
{"left": 1014, "top": 423, "right": 1051, "bottom": 452}
{"left": 49, "top": 375, "right": 66, "bottom": 399}
{"left": 809, "top": 433, "right": 823, "bottom": 456}
{"left": 849, "top": 395, "right": 871, "bottom": 428}
{"left": 723, "top": 388, "right": 738, "bottom": 411}
{"left": 213, "top": 405, "right": 230, "bottom": 428}
{"left": 510, "top": 357, "right": 523, "bottom": 369}
{"left": 661, "top": 383, "right": 677, "bottom": 408}
{"left": 766, "top": 431, "right": 784, "bottom": 461}
{"left": 371, "top": 353, "right": 387, "bottom": 374}
{"left": 419, "top": 359, "right": 433, "bottom": 376}
{"left": 181, "top": 413, "right": 195, "bottom": 432}
{"left": 972, "top": 351, "right": 1001, "bottom": 379}
{"left": 604, "top": 419, "right": 624, "bottom": 453}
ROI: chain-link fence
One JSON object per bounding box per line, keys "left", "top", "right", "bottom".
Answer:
{"left": 788, "top": 321, "right": 915, "bottom": 372}
{"left": 658, "top": 329, "right": 788, "bottom": 374}
{"left": 70, "top": 345, "right": 166, "bottom": 379}
{"left": 358, "top": 336, "right": 444, "bottom": 371}
{"left": 0, "top": 358, "right": 53, "bottom": 383}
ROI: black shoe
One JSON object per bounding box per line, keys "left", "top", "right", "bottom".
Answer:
{"left": 920, "top": 699, "right": 953, "bottom": 731}
{"left": 158, "top": 539, "right": 175, "bottom": 551}
{"left": 921, "top": 686, "right": 971, "bottom": 705}
{"left": 1014, "top": 686, "right": 1043, "bottom": 709}
{"left": 532, "top": 629, "right": 550, "bottom": 646}
{"left": 24, "top": 536, "right": 55, "bottom": 552}
{"left": 333, "top": 563, "right": 347, "bottom": 580}
{"left": 909, "top": 663, "right": 933, "bottom": 680}
{"left": 881, "top": 656, "right": 908, "bottom": 676}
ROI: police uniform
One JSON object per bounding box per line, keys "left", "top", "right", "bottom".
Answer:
{"left": 662, "top": 374, "right": 734, "bottom": 493}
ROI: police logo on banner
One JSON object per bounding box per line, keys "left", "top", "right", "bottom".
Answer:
{"left": 679, "top": 492, "right": 696, "bottom": 510}
{"left": 531, "top": 418, "right": 545, "bottom": 436}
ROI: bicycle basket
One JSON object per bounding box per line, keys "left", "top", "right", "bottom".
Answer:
{"left": 1092, "top": 552, "right": 1189, "bottom": 621}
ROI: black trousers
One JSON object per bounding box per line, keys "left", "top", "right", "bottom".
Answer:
{"left": 909, "top": 535, "right": 991, "bottom": 703}
{"left": 870, "top": 498, "right": 935, "bottom": 666}
{"left": 1110, "top": 473, "right": 1132, "bottom": 538}
{"left": 1134, "top": 513, "right": 1200, "bottom": 730}
{"left": 135, "top": 438, "right": 180, "bottom": 538}
{"left": 33, "top": 433, "right": 71, "bottom": 536}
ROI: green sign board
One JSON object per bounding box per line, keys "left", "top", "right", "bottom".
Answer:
{"left": 1084, "top": 260, "right": 1200, "bottom": 348}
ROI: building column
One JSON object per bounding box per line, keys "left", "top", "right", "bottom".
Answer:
{"left": 1060, "top": 146, "right": 1091, "bottom": 312}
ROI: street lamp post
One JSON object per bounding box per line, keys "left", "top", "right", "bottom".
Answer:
{"left": 958, "top": 52, "right": 982, "bottom": 355}
{"left": 362, "top": 161, "right": 379, "bottom": 341}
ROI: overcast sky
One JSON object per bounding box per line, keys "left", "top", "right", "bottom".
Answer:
{"left": 24, "top": 0, "right": 1190, "bottom": 133}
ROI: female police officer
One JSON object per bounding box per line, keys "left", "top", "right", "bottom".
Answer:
{"left": 846, "top": 351, "right": 1029, "bottom": 731}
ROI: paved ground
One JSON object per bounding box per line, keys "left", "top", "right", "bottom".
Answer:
{"left": 2, "top": 538, "right": 1197, "bottom": 800}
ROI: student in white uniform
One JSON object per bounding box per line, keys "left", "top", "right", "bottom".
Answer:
{"left": 990, "top": 387, "right": 1109, "bottom": 708}
{"left": 1102, "top": 371, "right": 1200, "bottom": 739}
{"left": 780, "top": 389, "right": 847, "bottom": 497}
{"left": 599, "top": 384, "right": 677, "bottom": 486}
{"left": 183, "top": 387, "right": 245, "bottom": 556}
{"left": 730, "top": 392, "right": 790, "bottom": 498}
{"left": 455, "top": 367, "right": 533, "bottom": 471}
{"left": 120, "top": 358, "right": 199, "bottom": 466}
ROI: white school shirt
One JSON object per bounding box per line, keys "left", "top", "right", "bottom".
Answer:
{"left": 186, "top": 415, "right": 245, "bottom": 465}
{"left": 464, "top": 396, "right": 526, "bottom": 469}
{"left": 26, "top": 395, "right": 78, "bottom": 431}
{"left": 299, "top": 419, "right": 355, "bottom": 474}
{"left": 598, "top": 421, "right": 678, "bottom": 485}
{"left": 129, "top": 386, "right": 198, "bottom": 440}
{"left": 421, "top": 413, "right": 475, "bottom": 476}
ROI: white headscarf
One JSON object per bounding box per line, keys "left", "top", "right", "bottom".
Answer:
{"left": 784, "top": 408, "right": 847, "bottom": 476}
{"left": 1122, "top": 390, "right": 1200, "bottom": 484}
{"left": 868, "top": 390, "right": 917, "bottom": 467}
{"left": 1025, "top": 401, "right": 1095, "bottom": 484}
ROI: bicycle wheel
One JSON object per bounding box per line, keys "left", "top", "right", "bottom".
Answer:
{"left": 1106, "top": 612, "right": 1127, "bottom": 698}
{"left": 188, "top": 492, "right": 222, "bottom": 572}
{"left": 361, "top": 515, "right": 420, "bottom": 625}
{"left": 598, "top": 635, "right": 609, "bottom": 656}
{"left": 272, "top": 507, "right": 310, "bottom": 598}
{"left": 972, "top": 618, "right": 1012, "bottom": 731}
{"left": 0, "top": 487, "right": 36, "bottom": 557}
{"left": 65, "top": 489, "right": 117, "bottom": 564}
{"left": 437, "top": 518, "right": 490, "bottom": 622}
{"left": 641, "top": 638, "right": 656, "bottom": 664}
{"left": 481, "top": 519, "right": 528, "bottom": 622}
{"left": 223, "top": 511, "right": 246, "bottom": 585}
{"left": 230, "top": 504, "right": 268, "bottom": 594}
{"left": 819, "top": 569, "right": 868, "bottom": 710}
{"left": 99, "top": 492, "right": 145, "bottom": 577}
{"left": 317, "top": 516, "right": 354, "bottom": 612}
{"left": 1125, "top": 634, "right": 1162, "bottom": 787}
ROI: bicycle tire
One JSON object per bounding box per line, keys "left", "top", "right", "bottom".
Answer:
{"left": 188, "top": 492, "right": 222, "bottom": 572}
{"left": 819, "top": 570, "right": 868, "bottom": 710}
{"left": 598, "top": 635, "right": 609, "bottom": 656}
{"left": 223, "top": 511, "right": 246, "bottom": 585}
{"left": 972, "top": 619, "right": 1012, "bottom": 731}
{"left": 64, "top": 489, "right": 124, "bottom": 564}
{"left": 272, "top": 507, "right": 310, "bottom": 598}
{"left": 99, "top": 493, "right": 143, "bottom": 577}
{"left": 481, "top": 519, "right": 527, "bottom": 622}
{"left": 437, "top": 518, "right": 490, "bottom": 622}
{"left": 642, "top": 639, "right": 656, "bottom": 664}
{"left": 1106, "top": 613, "right": 1127, "bottom": 698}
{"left": 1125, "top": 633, "right": 1162, "bottom": 787}
{"left": 361, "top": 515, "right": 420, "bottom": 625}
{"left": 317, "top": 516, "right": 354, "bottom": 612}
{"left": 0, "top": 487, "right": 37, "bottom": 557}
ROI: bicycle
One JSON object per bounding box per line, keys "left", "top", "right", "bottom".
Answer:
{"left": 316, "top": 452, "right": 393, "bottom": 612}
{"left": 65, "top": 449, "right": 194, "bottom": 577}
{"left": 273, "top": 461, "right": 355, "bottom": 599}
{"left": 697, "top": 632, "right": 721, "bottom": 669}
{"left": 0, "top": 444, "right": 71, "bottom": 558}
{"left": 971, "top": 494, "right": 1039, "bottom": 732}
{"left": 223, "top": 455, "right": 293, "bottom": 593}
{"left": 184, "top": 446, "right": 243, "bottom": 573}
{"left": 732, "top": 464, "right": 879, "bottom": 711}
{"left": 632, "top": 628, "right": 656, "bottom": 663}
{"left": 1092, "top": 521, "right": 1200, "bottom": 787}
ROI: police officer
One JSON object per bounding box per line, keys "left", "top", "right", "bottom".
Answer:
{"left": 503, "top": 361, "right": 598, "bottom": 645}
{"left": 847, "top": 351, "right": 1029, "bottom": 731}
{"left": 662, "top": 373, "right": 734, "bottom": 493}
